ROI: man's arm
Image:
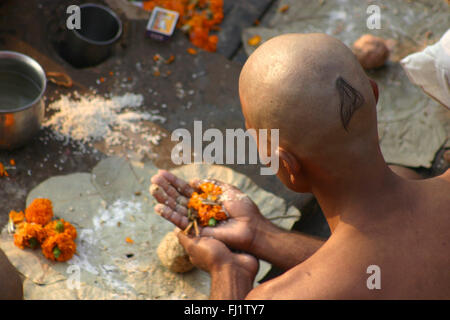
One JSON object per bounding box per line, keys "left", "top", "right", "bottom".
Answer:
{"left": 250, "top": 220, "right": 325, "bottom": 271}
{"left": 210, "top": 264, "right": 255, "bottom": 300}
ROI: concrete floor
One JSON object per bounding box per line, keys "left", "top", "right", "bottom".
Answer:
{"left": 0, "top": 0, "right": 321, "bottom": 236}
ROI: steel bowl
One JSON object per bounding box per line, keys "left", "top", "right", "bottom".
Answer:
{"left": 0, "top": 51, "right": 47, "bottom": 150}
{"left": 59, "top": 3, "right": 122, "bottom": 68}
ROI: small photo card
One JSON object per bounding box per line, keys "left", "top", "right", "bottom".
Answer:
{"left": 146, "top": 6, "right": 179, "bottom": 41}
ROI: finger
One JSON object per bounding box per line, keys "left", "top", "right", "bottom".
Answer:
{"left": 150, "top": 184, "right": 189, "bottom": 215}
{"left": 158, "top": 170, "right": 195, "bottom": 197}
{"left": 154, "top": 204, "right": 190, "bottom": 229}
{"left": 188, "top": 178, "right": 202, "bottom": 189}
{"left": 149, "top": 184, "right": 177, "bottom": 208}
{"left": 177, "top": 230, "right": 198, "bottom": 253}
{"left": 151, "top": 172, "right": 187, "bottom": 202}
{"left": 199, "top": 226, "right": 215, "bottom": 238}
{"left": 200, "top": 225, "right": 229, "bottom": 241}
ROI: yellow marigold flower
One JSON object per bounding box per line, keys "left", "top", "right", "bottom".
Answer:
{"left": 25, "top": 198, "right": 53, "bottom": 226}
{"left": 13, "top": 222, "right": 46, "bottom": 250}
{"left": 44, "top": 219, "right": 77, "bottom": 240}
{"left": 42, "top": 233, "right": 76, "bottom": 262}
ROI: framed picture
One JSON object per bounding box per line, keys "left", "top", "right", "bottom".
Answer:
{"left": 146, "top": 6, "right": 179, "bottom": 40}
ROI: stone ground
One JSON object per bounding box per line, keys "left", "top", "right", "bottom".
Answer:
{"left": 2, "top": 1, "right": 447, "bottom": 279}
{"left": 0, "top": 0, "right": 322, "bottom": 241}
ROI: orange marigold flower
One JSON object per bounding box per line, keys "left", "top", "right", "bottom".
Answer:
{"left": 188, "top": 182, "right": 227, "bottom": 227}
{"left": 143, "top": 0, "right": 223, "bottom": 51}
{"left": 14, "top": 222, "right": 46, "bottom": 249}
{"left": 25, "top": 198, "right": 53, "bottom": 226}
{"left": 248, "top": 35, "right": 262, "bottom": 46}
{"left": 165, "top": 54, "right": 175, "bottom": 64}
{"left": 0, "top": 162, "right": 8, "bottom": 177}
{"left": 44, "top": 219, "right": 77, "bottom": 240}
{"left": 187, "top": 47, "right": 198, "bottom": 55}
{"left": 9, "top": 210, "right": 25, "bottom": 225}
{"left": 279, "top": 4, "right": 290, "bottom": 13}
{"left": 9, "top": 159, "right": 15, "bottom": 166}
{"left": 42, "top": 233, "right": 76, "bottom": 262}
{"left": 125, "top": 237, "right": 134, "bottom": 244}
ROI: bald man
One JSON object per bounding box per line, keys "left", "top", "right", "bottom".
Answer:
{"left": 150, "top": 33, "right": 450, "bottom": 299}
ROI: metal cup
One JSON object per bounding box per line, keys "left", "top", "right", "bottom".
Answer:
{"left": 0, "top": 51, "right": 47, "bottom": 150}
{"left": 60, "top": 3, "right": 122, "bottom": 68}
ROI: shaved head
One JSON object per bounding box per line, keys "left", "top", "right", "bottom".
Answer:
{"left": 239, "top": 33, "right": 378, "bottom": 165}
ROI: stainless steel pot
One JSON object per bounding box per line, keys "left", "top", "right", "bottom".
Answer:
{"left": 0, "top": 51, "right": 47, "bottom": 150}
{"left": 60, "top": 3, "right": 122, "bottom": 68}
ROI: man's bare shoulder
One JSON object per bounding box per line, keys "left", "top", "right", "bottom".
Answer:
{"left": 418, "top": 168, "right": 450, "bottom": 213}
{"left": 246, "top": 234, "right": 382, "bottom": 300}
{"left": 438, "top": 168, "right": 450, "bottom": 183}
{"left": 247, "top": 217, "right": 450, "bottom": 299}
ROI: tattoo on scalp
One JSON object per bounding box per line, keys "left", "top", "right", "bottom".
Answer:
{"left": 336, "top": 76, "right": 365, "bottom": 131}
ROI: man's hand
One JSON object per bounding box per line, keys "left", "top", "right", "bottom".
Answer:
{"left": 150, "top": 170, "right": 270, "bottom": 253}
{"left": 150, "top": 170, "right": 325, "bottom": 272}
{"left": 177, "top": 230, "right": 258, "bottom": 300}
{"left": 177, "top": 231, "right": 259, "bottom": 280}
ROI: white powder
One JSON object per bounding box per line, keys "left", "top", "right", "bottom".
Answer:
{"left": 93, "top": 199, "right": 142, "bottom": 231}
{"left": 44, "top": 93, "right": 166, "bottom": 153}
{"left": 69, "top": 199, "right": 144, "bottom": 296}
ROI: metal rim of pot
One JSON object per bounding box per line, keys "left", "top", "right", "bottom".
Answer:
{"left": 0, "top": 50, "right": 47, "bottom": 114}
{"left": 72, "top": 3, "right": 123, "bottom": 46}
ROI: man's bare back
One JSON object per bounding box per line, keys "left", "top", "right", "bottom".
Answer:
{"left": 248, "top": 171, "right": 450, "bottom": 299}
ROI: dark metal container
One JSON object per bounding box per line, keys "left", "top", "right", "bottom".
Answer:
{"left": 60, "top": 3, "right": 122, "bottom": 68}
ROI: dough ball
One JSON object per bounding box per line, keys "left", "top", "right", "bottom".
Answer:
{"left": 352, "top": 34, "right": 389, "bottom": 69}
{"left": 157, "top": 230, "right": 194, "bottom": 273}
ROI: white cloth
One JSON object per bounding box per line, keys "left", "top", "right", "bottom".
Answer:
{"left": 401, "top": 29, "right": 450, "bottom": 109}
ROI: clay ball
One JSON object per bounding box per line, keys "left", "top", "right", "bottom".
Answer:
{"left": 157, "top": 230, "right": 194, "bottom": 273}
{"left": 352, "top": 34, "right": 389, "bottom": 69}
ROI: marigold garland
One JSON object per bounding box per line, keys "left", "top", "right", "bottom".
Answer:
{"left": 13, "top": 222, "right": 46, "bottom": 249}
{"left": 187, "top": 182, "right": 227, "bottom": 227}
{"left": 41, "top": 233, "right": 76, "bottom": 262}
{"left": 25, "top": 198, "right": 54, "bottom": 226}
{"left": 142, "top": 0, "right": 224, "bottom": 52}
